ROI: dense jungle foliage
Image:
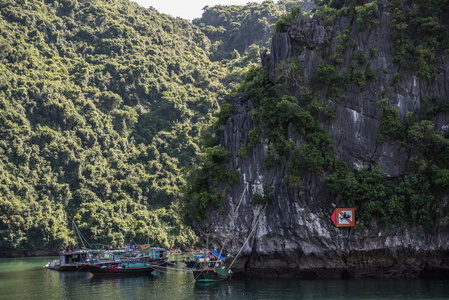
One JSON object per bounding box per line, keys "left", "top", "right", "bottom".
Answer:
{"left": 0, "top": 0, "right": 311, "bottom": 254}
{"left": 183, "top": 0, "right": 449, "bottom": 230}
{"left": 194, "top": 0, "right": 315, "bottom": 60}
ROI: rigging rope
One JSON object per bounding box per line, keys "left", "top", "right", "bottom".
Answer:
{"left": 228, "top": 204, "right": 267, "bottom": 270}
{"left": 72, "top": 220, "right": 91, "bottom": 249}
{"left": 215, "top": 186, "right": 247, "bottom": 267}
{"left": 229, "top": 186, "right": 247, "bottom": 227}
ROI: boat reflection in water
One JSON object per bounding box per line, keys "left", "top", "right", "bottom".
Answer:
{"left": 194, "top": 280, "right": 225, "bottom": 289}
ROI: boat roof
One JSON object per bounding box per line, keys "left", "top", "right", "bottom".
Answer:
{"left": 57, "top": 251, "right": 90, "bottom": 255}
{"left": 210, "top": 250, "right": 226, "bottom": 261}
{"left": 150, "top": 247, "right": 166, "bottom": 251}
{"left": 198, "top": 250, "right": 226, "bottom": 261}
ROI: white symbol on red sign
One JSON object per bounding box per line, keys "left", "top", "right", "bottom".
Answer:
{"left": 338, "top": 210, "right": 353, "bottom": 225}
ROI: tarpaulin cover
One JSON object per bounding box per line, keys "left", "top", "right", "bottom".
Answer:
{"left": 138, "top": 245, "right": 152, "bottom": 253}
{"left": 210, "top": 250, "right": 226, "bottom": 261}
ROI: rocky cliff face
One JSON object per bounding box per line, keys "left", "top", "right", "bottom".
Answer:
{"left": 194, "top": 0, "right": 449, "bottom": 278}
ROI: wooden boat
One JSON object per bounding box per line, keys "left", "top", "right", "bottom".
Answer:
{"left": 45, "top": 241, "right": 168, "bottom": 270}
{"left": 191, "top": 250, "right": 231, "bottom": 283}
{"left": 45, "top": 221, "right": 99, "bottom": 271}
{"left": 44, "top": 248, "right": 121, "bottom": 271}
{"left": 134, "top": 246, "right": 168, "bottom": 265}
{"left": 44, "top": 251, "right": 91, "bottom": 271}
{"left": 84, "top": 262, "right": 155, "bottom": 276}
{"left": 44, "top": 221, "right": 169, "bottom": 273}
{"left": 190, "top": 188, "right": 262, "bottom": 282}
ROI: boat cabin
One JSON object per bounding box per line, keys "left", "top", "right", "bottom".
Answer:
{"left": 59, "top": 251, "right": 89, "bottom": 265}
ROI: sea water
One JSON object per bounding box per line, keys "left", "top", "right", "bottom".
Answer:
{"left": 1, "top": 256, "right": 448, "bottom": 299}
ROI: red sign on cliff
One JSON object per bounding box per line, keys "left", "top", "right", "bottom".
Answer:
{"left": 331, "top": 208, "right": 355, "bottom": 227}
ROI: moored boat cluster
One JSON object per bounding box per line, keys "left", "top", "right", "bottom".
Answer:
{"left": 44, "top": 246, "right": 231, "bottom": 282}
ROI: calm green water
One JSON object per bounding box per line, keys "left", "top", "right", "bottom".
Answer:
{"left": 1, "top": 256, "right": 449, "bottom": 299}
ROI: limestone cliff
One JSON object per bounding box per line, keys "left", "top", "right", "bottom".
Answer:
{"left": 193, "top": 0, "right": 449, "bottom": 278}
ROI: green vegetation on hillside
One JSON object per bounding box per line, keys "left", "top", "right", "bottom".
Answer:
{"left": 0, "top": 0, "right": 318, "bottom": 254}
{"left": 195, "top": 0, "right": 314, "bottom": 60}
{"left": 388, "top": 0, "right": 449, "bottom": 83}
{"left": 0, "top": 0, "right": 224, "bottom": 253}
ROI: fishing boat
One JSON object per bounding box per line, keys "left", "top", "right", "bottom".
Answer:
{"left": 44, "top": 250, "right": 91, "bottom": 271}
{"left": 190, "top": 188, "right": 265, "bottom": 282}
{"left": 192, "top": 250, "right": 231, "bottom": 283}
{"left": 45, "top": 220, "right": 99, "bottom": 271}
{"left": 101, "top": 245, "right": 168, "bottom": 265}
{"left": 136, "top": 245, "right": 168, "bottom": 265}
{"left": 84, "top": 261, "right": 156, "bottom": 276}
{"left": 85, "top": 246, "right": 168, "bottom": 277}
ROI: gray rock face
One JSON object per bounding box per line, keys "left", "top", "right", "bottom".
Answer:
{"left": 195, "top": 1, "right": 449, "bottom": 278}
